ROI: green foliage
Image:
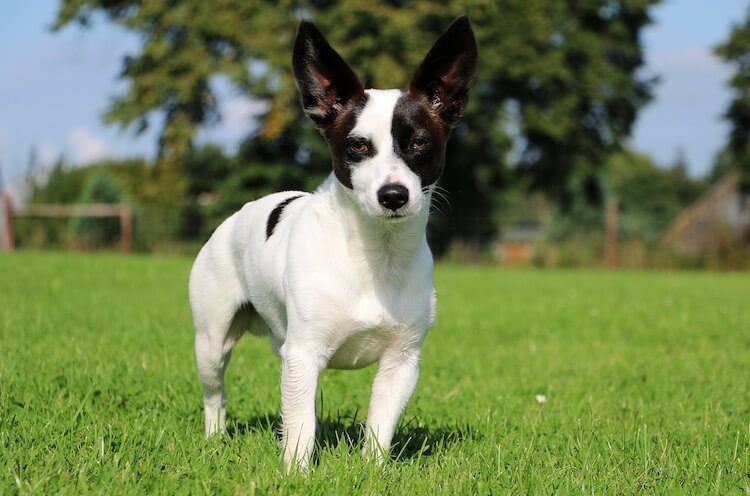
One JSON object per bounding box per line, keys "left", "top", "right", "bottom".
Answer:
{"left": 609, "top": 150, "right": 705, "bottom": 241}
{"left": 26, "top": 158, "right": 153, "bottom": 206}
{"left": 70, "top": 171, "right": 124, "bottom": 247}
{"left": 715, "top": 7, "right": 750, "bottom": 185}
{"left": 2, "top": 253, "right": 750, "bottom": 492}
{"left": 54, "top": 0, "right": 661, "bottom": 248}
{"left": 178, "top": 140, "right": 324, "bottom": 238}
{"left": 183, "top": 143, "right": 234, "bottom": 198}
{"left": 180, "top": 144, "right": 236, "bottom": 238}
{"left": 27, "top": 160, "right": 87, "bottom": 204}
{"left": 15, "top": 161, "right": 89, "bottom": 248}
{"left": 17, "top": 158, "right": 183, "bottom": 251}
{"left": 533, "top": 149, "right": 705, "bottom": 259}
{"left": 707, "top": 148, "right": 735, "bottom": 184}
{"left": 22, "top": 142, "right": 706, "bottom": 257}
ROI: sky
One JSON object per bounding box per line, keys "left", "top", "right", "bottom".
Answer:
{"left": 1, "top": 0, "right": 749, "bottom": 193}
{"left": 632, "top": 0, "right": 748, "bottom": 172}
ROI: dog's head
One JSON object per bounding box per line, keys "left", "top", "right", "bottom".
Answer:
{"left": 292, "top": 16, "right": 477, "bottom": 220}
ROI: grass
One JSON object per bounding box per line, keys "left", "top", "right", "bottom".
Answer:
{"left": 1, "top": 251, "right": 749, "bottom": 494}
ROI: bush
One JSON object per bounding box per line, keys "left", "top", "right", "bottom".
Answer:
{"left": 69, "top": 171, "right": 124, "bottom": 248}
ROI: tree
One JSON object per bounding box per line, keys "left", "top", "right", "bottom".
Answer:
{"left": 608, "top": 150, "right": 704, "bottom": 241}
{"left": 70, "top": 171, "right": 124, "bottom": 246}
{"left": 715, "top": 8, "right": 750, "bottom": 186}
{"left": 54, "top": 0, "right": 297, "bottom": 205}
{"left": 55, "top": 0, "right": 660, "bottom": 250}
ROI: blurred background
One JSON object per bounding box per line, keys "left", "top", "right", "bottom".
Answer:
{"left": 2, "top": 0, "right": 749, "bottom": 269}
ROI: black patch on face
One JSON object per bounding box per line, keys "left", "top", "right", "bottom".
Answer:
{"left": 344, "top": 136, "right": 376, "bottom": 162}
{"left": 266, "top": 195, "right": 304, "bottom": 240}
{"left": 322, "top": 94, "right": 369, "bottom": 188}
{"left": 391, "top": 94, "right": 447, "bottom": 186}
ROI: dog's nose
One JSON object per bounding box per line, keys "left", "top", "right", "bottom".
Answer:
{"left": 377, "top": 184, "right": 409, "bottom": 211}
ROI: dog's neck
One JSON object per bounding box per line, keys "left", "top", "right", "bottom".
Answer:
{"left": 318, "top": 174, "right": 430, "bottom": 273}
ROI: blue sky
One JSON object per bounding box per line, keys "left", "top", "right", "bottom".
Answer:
{"left": 1, "top": 1, "right": 748, "bottom": 192}
{"left": 632, "top": 0, "right": 748, "bottom": 172}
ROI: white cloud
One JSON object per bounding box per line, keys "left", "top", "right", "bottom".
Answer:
{"left": 648, "top": 46, "right": 724, "bottom": 70}
{"left": 646, "top": 47, "right": 732, "bottom": 101}
{"left": 67, "top": 126, "right": 109, "bottom": 164}
{"left": 36, "top": 143, "right": 60, "bottom": 168}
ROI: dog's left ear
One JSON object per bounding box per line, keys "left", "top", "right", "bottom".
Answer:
{"left": 293, "top": 21, "right": 365, "bottom": 130}
{"left": 409, "top": 15, "right": 478, "bottom": 128}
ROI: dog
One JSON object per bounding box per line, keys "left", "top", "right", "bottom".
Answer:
{"left": 189, "top": 15, "right": 477, "bottom": 470}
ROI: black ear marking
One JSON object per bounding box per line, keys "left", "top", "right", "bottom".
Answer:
{"left": 292, "top": 21, "right": 365, "bottom": 129}
{"left": 409, "top": 15, "right": 478, "bottom": 128}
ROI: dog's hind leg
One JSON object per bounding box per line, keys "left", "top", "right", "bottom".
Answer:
{"left": 190, "top": 258, "right": 252, "bottom": 437}
{"left": 193, "top": 307, "right": 241, "bottom": 436}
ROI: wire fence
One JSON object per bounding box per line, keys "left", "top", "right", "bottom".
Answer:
{"left": 4, "top": 199, "right": 750, "bottom": 269}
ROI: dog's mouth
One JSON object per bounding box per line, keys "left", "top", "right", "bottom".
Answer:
{"left": 379, "top": 211, "right": 411, "bottom": 222}
{"left": 374, "top": 202, "right": 427, "bottom": 222}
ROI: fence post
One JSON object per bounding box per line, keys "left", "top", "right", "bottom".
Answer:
{"left": 605, "top": 198, "right": 618, "bottom": 268}
{"left": 120, "top": 205, "right": 132, "bottom": 253}
{"left": 1, "top": 193, "right": 14, "bottom": 251}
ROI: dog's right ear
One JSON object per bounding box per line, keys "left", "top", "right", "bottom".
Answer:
{"left": 293, "top": 21, "right": 365, "bottom": 130}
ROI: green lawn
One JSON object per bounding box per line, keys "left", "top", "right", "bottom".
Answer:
{"left": 1, "top": 252, "right": 749, "bottom": 494}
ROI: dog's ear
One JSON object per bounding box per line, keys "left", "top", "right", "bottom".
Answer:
{"left": 409, "top": 15, "right": 478, "bottom": 128}
{"left": 293, "top": 21, "right": 365, "bottom": 129}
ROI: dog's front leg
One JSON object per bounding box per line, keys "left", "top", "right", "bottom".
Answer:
{"left": 280, "top": 342, "right": 325, "bottom": 471}
{"left": 364, "top": 347, "right": 421, "bottom": 463}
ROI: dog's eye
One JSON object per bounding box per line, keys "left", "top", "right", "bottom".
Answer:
{"left": 349, "top": 142, "right": 370, "bottom": 154}
{"left": 410, "top": 138, "right": 429, "bottom": 151}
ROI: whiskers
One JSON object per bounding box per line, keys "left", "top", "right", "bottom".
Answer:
{"left": 423, "top": 185, "right": 452, "bottom": 216}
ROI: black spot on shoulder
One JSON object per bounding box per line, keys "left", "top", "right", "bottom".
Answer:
{"left": 266, "top": 195, "right": 304, "bottom": 240}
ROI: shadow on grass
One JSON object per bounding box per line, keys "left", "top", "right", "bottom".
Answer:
{"left": 226, "top": 411, "right": 475, "bottom": 462}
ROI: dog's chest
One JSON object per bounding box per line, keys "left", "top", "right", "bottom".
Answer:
{"left": 325, "top": 279, "right": 422, "bottom": 370}
{"left": 327, "top": 327, "right": 392, "bottom": 369}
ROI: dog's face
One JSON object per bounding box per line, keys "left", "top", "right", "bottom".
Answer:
{"left": 293, "top": 16, "right": 477, "bottom": 220}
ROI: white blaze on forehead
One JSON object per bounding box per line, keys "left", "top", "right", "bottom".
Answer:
{"left": 347, "top": 88, "right": 424, "bottom": 219}
{"left": 350, "top": 89, "right": 403, "bottom": 151}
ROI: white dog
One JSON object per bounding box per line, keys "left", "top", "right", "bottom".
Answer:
{"left": 189, "top": 15, "right": 477, "bottom": 469}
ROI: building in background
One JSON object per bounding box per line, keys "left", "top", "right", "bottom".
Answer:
{"left": 661, "top": 174, "right": 750, "bottom": 254}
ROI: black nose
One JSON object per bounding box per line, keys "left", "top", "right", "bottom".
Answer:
{"left": 377, "top": 184, "right": 409, "bottom": 211}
